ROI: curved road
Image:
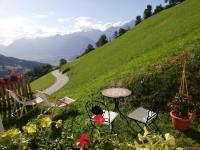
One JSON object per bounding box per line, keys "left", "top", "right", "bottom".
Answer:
{"left": 42, "top": 70, "right": 69, "bottom": 95}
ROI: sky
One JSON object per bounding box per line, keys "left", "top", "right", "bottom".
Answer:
{"left": 0, "top": 0, "right": 165, "bottom": 45}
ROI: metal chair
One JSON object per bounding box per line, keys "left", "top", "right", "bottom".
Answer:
{"left": 128, "top": 107, "right": 158, "bottom": 131}
{"left": 85, "top": 100, "right": 118, "bottom": 130}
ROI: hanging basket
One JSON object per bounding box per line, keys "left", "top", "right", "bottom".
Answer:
{"left": 179, "top": 62, "right": 192, "bottom": 100}
{"left": 169, "top": 62, "right": 196, "bottom": 131}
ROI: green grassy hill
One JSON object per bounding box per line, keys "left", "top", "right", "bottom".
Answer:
{"left": 59, "top": 0, "right": 200, "bottom": 100}
{"left": 31, "top": 72, "right": 56, "bottom": 92}
{"left": 15, "top": 0, "right": 200, "bottom": 148}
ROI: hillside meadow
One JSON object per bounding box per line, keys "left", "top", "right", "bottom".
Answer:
{"left": 26, "top": 0, "right": 200, "bottom": 148}
{"left": 59, "top": 0, "right": 200, "bottom": 101}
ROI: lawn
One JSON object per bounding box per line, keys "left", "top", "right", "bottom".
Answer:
{"left": 58, "top": 0, "right": 200, "bottom": 101}
{"left": 1, "top": 0, "right": 200, "bottom": 149}
{"left": 56, "top": 0, "right": 200, "bottom": 148}
{"left": 31, "top": 72, "right": 56, "bottom": 92}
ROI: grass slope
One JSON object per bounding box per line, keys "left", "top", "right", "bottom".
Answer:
{"left": 18, "top": 0, "right": 200, "bottom": 148}
{"left": 59, "top": 0, "right": 200, "bottom": 100}
{"left": 31, "top": 72, "right": 56, "bottom": 92}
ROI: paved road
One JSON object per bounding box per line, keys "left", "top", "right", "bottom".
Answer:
{"left": 42, "top": 70, "right": 69, "bottom": 95}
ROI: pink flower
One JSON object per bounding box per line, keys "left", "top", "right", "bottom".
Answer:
{"left": 78, "top": 134, "right": 90, "bottom": 149}
{"left": 93, "top": 114, "right": 105, "bottom": 125}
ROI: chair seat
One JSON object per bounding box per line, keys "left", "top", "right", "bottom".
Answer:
{"left": 92, "top": 110, "right": 118, "bottom": 125}
{"left": 128, "top": 107, "right": 157, "bottom": 124}
{"left": 25, "top": 97, "right": 45, "bottom": 106}
{"left": 51, "top": 97, "right": 76, "bottom": 107}
{"left": 103, "top": 110, "right": 118, "bottom": 125}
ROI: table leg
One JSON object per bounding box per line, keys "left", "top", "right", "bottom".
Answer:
{"left": 114, "top": 99, "right": 120, "bottom": 112}
{"left": 113, "top": 99, "right": 137, "bottom": 136}
{"left": 113, "top": 99, "right": 126, "bottom": 117}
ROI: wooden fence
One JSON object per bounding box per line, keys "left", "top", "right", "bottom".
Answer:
{"left": 0, "top": 77, "right": 33, "bottom": 124}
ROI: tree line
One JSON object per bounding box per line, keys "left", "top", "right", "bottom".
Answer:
{"left": 26, "top": 64, "right": 54, "bottom": 81}
{"left": 135, "top": 0, "right": 185, "bottom": 25}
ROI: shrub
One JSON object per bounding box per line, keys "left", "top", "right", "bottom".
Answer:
{"left": 0, "top": 114, "right": 183, "bottom": 150}
{"left": 125, "top": 51, "right": 200, "bottom": 112}
{"left": 61, "top": 67, "right": 71, "bottom": 74}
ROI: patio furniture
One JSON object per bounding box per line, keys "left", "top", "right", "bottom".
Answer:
{"left": 6, "top": 89, "right": 46, "bottom": 117}
{"left": 101, "top": 87, "right": 131, "bottom": 113}
{"left": 85, "top": 100, "right": 118, "bottom": 130}
{"left": 128, "top": 107, "right": 158, "bottom": 131}
{"left": 0, "top": 76, "right": 34, "bottom": 122}
{"left": 36, "top": 90, "right": 76, "bottom": 107}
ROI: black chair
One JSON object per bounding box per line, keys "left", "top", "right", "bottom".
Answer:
{"left": 85, "top": 100, "right": 118, "bottom": 130}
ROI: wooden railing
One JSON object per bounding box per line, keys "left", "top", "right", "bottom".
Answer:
{"left": 0, "top": 77, "right": 33, "bottom": 123}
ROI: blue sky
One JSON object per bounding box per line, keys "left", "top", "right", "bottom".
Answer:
{"left": 0, "top": 0, "right": 165, "bottom": 45}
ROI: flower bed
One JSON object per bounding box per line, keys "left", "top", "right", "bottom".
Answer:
{"left": 0, "top": 114, "right": 183, "bottom": 150}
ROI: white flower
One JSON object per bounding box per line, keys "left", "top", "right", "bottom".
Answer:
{"left": 143, "top": 127, "right": 149, "bottom": 138}
{"left": 165, "top": 133, "right": 175, "bottom": 145}
{"left": 176, "top": 147, "right": 183, "bottom": 150}
{"left": 138, "top": 133, "right": 144, "bottom": 142}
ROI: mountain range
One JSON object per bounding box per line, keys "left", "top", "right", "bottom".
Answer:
{"left": 0, "top": 20, "right": 135, "bottom": 65}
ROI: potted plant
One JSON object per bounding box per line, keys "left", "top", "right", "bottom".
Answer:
{"left": 169, "top": 63, "right": 196, "bottom": 131}
{"left": 170, "top": 92, "right": 193, "bottom": 131}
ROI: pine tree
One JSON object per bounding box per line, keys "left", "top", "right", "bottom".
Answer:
{"left": 135, "top": 15, "right": 142, "bottom": 25}
{"left": 96, "top": 34, "right": 108, "bottom": 47}
{"left": 118, "top": 28, "right": 128, "bottom": 37}
{"left": 85, "top": 44, "right": 95, "bottom": 53}
{"left": 113, "top": 31, "right": 118, "bottom": 39}
{"left": 144, "top": 5, "right": 152, "bottom": 19}
{"left": 154, "top": 5, "right": 164, "bottom": 14}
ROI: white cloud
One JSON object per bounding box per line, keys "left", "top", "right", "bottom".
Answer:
{"left": 49, "top": 11, "right": 55, "bottom": 15}
{"left": 34, "top": 14, "right": 48, "bottom": 18}
{"left": 0, "top": 16, "right": 130, "bottom": 45}
{"left": 73, "top": 17, "right": 127, "bottom": 32}
{"left": 0, "top": 17, "right": 66, "bottom": 45}
{"left": 57, "top": 18, "right": 65, "bottom": 23}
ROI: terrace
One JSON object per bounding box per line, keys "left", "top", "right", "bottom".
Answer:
{"left": 0, "top": 55, "right": 200, "bottom": 149}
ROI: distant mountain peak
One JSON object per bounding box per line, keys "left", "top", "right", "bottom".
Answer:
{"left": 0, "top": 19, "right": 135, "bottom": 65}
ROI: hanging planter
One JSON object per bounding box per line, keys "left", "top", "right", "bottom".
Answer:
{"left": 169, "top": 63, "right": 196, "bottom": 131}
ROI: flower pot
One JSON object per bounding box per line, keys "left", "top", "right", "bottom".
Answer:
{"left": 170, "top": 111, "right": 192, "bottom": 131}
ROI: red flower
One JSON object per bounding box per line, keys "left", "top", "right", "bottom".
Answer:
{"left": 93, "top": 114, "right": 105, "bottom": 125}
{"left": 4, "top": 77, "right": 10, "bottom": 84}
{"left": 78, "top": 133, "right": 90, "bottom": 149}
{"left": 0, "top": 79, "right": 6, "bottom": 86}
{"left": 17, "top": 75, "right": 23, "bottom": 81}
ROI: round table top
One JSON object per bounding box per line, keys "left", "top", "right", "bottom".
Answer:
{"left": 101, "top": 87, "right": 131, "bottom": 99}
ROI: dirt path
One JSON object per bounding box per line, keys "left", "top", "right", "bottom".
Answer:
{"left": 42, "top": 69, "right": 69, "bottom": 95}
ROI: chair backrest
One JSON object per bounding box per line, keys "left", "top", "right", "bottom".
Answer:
{"left": 144, "top": 98, "right": 159, "bottom": 123}
{"left": 6, "top": 89, "right": 25, "bottom": 105}
{"left": 147, "top": 110, "right": 157, "bottom": 123}
{"left": 85, "top": 100, "right": 110, "bottom": 123}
